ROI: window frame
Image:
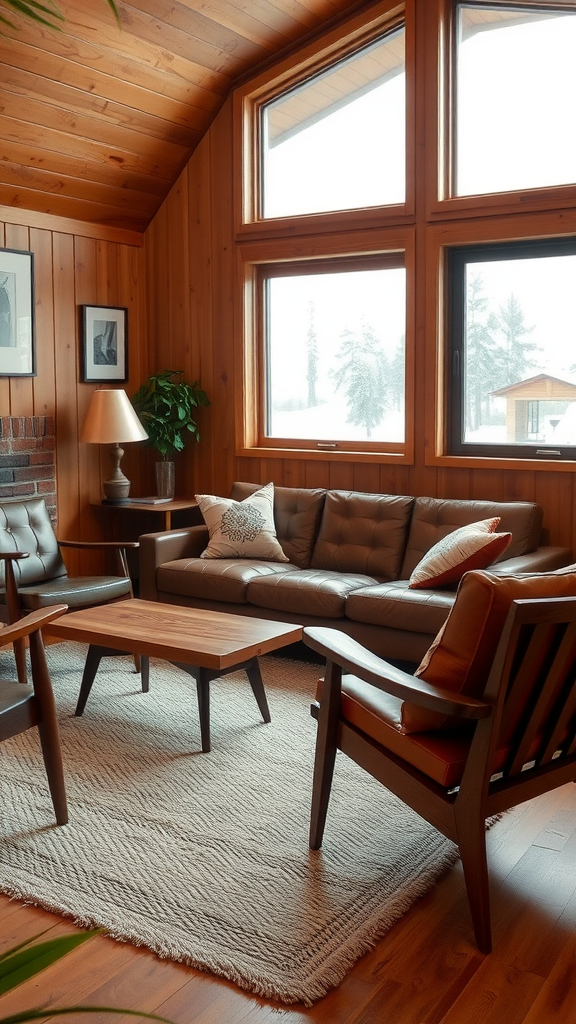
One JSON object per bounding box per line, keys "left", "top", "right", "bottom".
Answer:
{"left": 425, "top": 209, "right": 576, "bottom": 472}
{"left": 236, "top": 229, "right": 415, "bottom": 464}
{"left": 447, "top": 236, "right": 576, "bottom": 461}
{"left": 430, "top": 0, "right": 576, "bottom": 221}
{"left": 233, "top": 0, "right": 414, "bottom": 240}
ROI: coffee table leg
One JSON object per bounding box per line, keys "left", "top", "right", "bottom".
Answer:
{"left": 140, "top": 655, "right": 150, "bottom": 693}
{"left": 196, "top": 669, "right": 211, "bottom": 753}
{"left": 246, "top": 658, "right": 271, "bottom": 723}
{"left": 75, "top": 645, "right": 104, "bottom": 716}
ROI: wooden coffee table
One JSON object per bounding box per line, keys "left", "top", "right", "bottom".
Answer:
{"left": 45, "top": 599, "right": 302, "bottom": 752}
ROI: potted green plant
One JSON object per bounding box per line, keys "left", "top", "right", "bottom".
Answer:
{"left": 131, "top": 370, "right": 209, "bottom": 498}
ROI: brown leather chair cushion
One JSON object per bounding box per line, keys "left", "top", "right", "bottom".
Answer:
{"left": 311, "top": 490, "right": 414, "bottom": 579}
{"left": 402, "top": 563, "right": 576, "bottom": 733}
{"left": 17, "top": 576, "right": 131, "bottom": 609}
{"left": 400, "top": 497, "right": 543, "bottom": 579}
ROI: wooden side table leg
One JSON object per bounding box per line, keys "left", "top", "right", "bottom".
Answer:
{"left": 246, "top": 658, "right": 271, "bottom": 723}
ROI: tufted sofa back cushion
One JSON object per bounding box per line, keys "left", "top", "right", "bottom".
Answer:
{"left": 0, "top": 498, "right": 67, "bottom": 588}
{"left": 311, "top": 490, "right": 415, "bottom": 581}
{"left": 400, "top": 497, "right": 543, "bottom": 579}
{"left": 230, "top": 482, "right": 326, "bottom": 568}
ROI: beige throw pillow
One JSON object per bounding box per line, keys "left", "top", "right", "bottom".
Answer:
{"left": 196, "top": 482, "right": 289, "bottom": 561}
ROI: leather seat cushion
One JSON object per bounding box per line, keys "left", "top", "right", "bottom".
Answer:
{"left": 345, "top": 580, "right": 456, "bottom": 635}
{"left": 247, "top": 569, "right": 378, "bottom": 618}
{"left": 156, "top": 558, "right": 295, "bottom": 604}
{"left": 18, "top": 576, "right": 132, "bottom": 610}
{"left": 321, "top": 674, "right": 471, "bottom": 788}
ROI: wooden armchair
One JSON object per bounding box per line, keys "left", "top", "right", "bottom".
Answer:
{"left": 0, "top": 603, "right": 69, "bottom": 825}
{"left": 0, "top": 497, "right": 139, "bottom": 684}
{"left": 304, "top": 565, "right": 576, "bottom": 953}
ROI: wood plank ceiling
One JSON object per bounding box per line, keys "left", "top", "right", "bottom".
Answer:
{"left": 0, "top": 0, "right": 366, "bottom": 233}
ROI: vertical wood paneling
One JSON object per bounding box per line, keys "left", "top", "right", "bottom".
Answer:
{"left": 0, "top": 213, "right": 145, "bottom": 575}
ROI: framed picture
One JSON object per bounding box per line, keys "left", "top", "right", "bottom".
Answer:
{"left": 0, "top": 248, "right": 35, "bottom": 377}
{"left": 81, "top": 304, "right": 128, "bottom": 383}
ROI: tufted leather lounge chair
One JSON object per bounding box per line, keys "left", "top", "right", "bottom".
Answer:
{"left": 0, "top": 497, "right": 139, "bottom": 684}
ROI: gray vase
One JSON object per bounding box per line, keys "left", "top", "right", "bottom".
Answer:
{"left": 155, "top": 460, "right": 175, "bottom": 499}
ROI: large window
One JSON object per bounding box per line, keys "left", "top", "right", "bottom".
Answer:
{"left": 261, "top": 26, "right": 405, "bottom": 219}
{"left": 455, "top": 5, "right": 576, "bottom": 196}
{"left": 448, "top": 237, "right": 576, "bottom": 458}
{"left": 259, "top": 259, "right": 406, "bottom": 452}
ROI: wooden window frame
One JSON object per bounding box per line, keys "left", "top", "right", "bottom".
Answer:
{"left": 429, "top": 0, "right": 576, "bottom": 222}
{"left": 236, "top": 229, "right": 415, "bottom": 464}
{"left": 233, "top": 0, "right": 414, "bottom": 241}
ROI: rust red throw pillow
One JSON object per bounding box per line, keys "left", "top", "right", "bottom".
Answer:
{"left": 408, "top": 517, "right": 512, "bottom": 589}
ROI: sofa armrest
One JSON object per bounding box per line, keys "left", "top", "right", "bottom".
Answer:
{"left": 489, "top": 546, "right": 573, "bottom": 576}
{"left": 139, "top": 525, "right": 209, "bottom": 601}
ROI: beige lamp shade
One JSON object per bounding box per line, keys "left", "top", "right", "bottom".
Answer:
{"left": 80, "top": 388, "right": 148, "bottom": 445}
{"left": 81, "top": 389, "right": 148, "bottom": 503}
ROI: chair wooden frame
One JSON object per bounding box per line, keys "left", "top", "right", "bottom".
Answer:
{"left": 304, "top": 596, "right": 576, "bottom": 953}
{"left": 0, "top": 603, "right": 69, "bottom": 825}
{"left": 1, "top": 539, "right": 141, "bottom": 686}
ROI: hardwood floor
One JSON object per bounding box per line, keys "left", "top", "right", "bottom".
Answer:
{"left": 1, "top": 783, "right": 575, "bottom": 1024}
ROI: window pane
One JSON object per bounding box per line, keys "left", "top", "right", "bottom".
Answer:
{"left": 261, "top": 28, "right": 405, "bottom": 218}
{"left": 265, "top": 267, "right": 405, "bottom": 444}
{"left": 456, "top": 5, "right": 576, "bottom": 196}
{"left": 456, "top": 244, "right": 576, "bottom": 450}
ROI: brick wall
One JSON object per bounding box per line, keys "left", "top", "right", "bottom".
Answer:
{"left": 0, "top": 417, "right": 57, "bottom": 524}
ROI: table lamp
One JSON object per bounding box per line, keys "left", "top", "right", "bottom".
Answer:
{"left": 80, "top": 388, "right": 148, "bottom": 504}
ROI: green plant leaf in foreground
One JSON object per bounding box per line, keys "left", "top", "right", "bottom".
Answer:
{"left": 0, "top": 932, "right": 173, "bottom": 1024}
{"left": 0, "top": 932, "right": 101, "bottom": 996}
{"left": 0, "top": 1009, "right": 173, "bottom": 1024}
{"left": 0, "top": 0, "right": 119, "bottom": 30}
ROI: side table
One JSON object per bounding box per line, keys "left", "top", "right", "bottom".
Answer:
{"left": 91, "top": 498, "right": 201, "bottom": 534}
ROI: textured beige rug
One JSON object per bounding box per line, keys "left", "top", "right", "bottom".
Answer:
{"left": 0, "top": 642, "right": 459, "bottom": 1006}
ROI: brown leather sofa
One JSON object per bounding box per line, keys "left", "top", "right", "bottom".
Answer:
{"left": 139, "top": 482, "right": 572, "bottom": 663}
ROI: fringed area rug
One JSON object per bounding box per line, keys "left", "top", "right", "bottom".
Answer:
{"left": 0, "top": 642, "right": 460, "bottom": 1006}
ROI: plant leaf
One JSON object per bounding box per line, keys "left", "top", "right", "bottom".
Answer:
{"left": 0, "top": 933, "right": 101, "bottom": 996}
{"left": 0, "top": 1008, "right": 173, "bottom": 1024}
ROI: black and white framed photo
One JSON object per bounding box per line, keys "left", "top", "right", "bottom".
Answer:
{"left": 81, "top": 304, "right": 128, "bottom": 383}
{"left": 0, "top": 248, "right": 35, "bottom": 377}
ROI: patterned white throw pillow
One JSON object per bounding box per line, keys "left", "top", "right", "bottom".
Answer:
{"left": 408, "top": 517, "right": 512, "bottom": 589}
{"left": 195, "top": 482, "right": 289, "bottom": 561}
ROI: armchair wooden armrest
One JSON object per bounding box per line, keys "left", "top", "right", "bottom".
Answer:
{"left": 304, "top": 626, "right": 492, "bottom": 722}
{"left": 58, "top": 539, "right": 139, "bottom": 579}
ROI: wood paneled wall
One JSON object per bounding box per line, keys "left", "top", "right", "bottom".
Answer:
{"left": 142, "top": 95, "right": 576, "bottom": 558}
{"left": 0, "top": 209, "right": 148, "bottom": 573}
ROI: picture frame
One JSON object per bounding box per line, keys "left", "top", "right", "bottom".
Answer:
{"left": 81, "top": 304, "right": 128, "bottom": 383}
{"left": 0, "top": 248, "right": 35, "bottom": 377}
